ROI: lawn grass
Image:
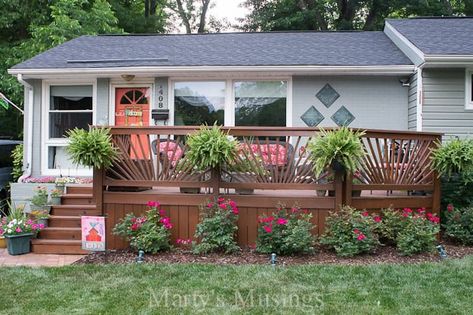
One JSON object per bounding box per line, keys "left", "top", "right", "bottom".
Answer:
{"left": 1, "top": 257, "right": 473, "bottom": 314}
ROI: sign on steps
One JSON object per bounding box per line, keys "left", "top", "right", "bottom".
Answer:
{"left": 81, "top": 216, "right": 105, "bottom": 251}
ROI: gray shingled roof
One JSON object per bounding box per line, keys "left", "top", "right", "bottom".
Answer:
{"left": 12, "top": 31, "right": 412, "bottom": 70}
{"left": 388, "top": 17, "right": 473, "bottom": 55}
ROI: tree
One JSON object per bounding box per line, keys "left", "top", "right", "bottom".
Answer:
{"left": 241, "top": 0, "right": 473, "bottom": 31}
{"left": 109, "top": 0, "right": 168, "bottom": 33}
{"left": 166, "top": 0, "right": 213, "bottom": 33}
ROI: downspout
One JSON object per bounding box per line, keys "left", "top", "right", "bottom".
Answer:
{"left": 416, "top": 65, "right": 424, "bottom": 132}
{"left": 16, "top": 74, "right": 34, "bottom": 182}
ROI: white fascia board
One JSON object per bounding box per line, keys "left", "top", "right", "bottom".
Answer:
{"left": 8, "top": 65, "right": 416, "bottom": 78}
{"left": 423, "top": 55, "right": 473, "bottom": 67}
{"left": 384, "top": 22, "right": 425, "bottom": 66}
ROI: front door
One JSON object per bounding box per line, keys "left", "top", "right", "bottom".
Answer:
{"left": 114, "top": 88, "right": 151, "bottom": 159}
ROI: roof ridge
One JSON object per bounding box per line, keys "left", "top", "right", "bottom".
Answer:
{"left": 96, "top": 30, "right": 384, "bottom": 37}
{"left": 387, "top": 16, "right": 473, "bottom": 21}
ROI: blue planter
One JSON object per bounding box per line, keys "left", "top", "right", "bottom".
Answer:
{"left": 5, "top": 233, "right": 33, "bottom": 255}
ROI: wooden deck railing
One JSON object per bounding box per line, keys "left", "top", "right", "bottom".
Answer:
{"left": 93, "top": 126, "right": 442, "bottom": 248}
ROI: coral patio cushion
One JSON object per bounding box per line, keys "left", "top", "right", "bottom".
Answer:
{"left": 157, "top": 142, "right": 183, "bottom": 164}
{"left": 240, "top": 143, "right": 288, "bottom": 166}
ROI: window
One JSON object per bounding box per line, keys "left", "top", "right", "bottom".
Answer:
{"left": 466, "top": 69, "right": 473, "bottom": 109}
{"left": 234, "top": 81, "right": 287, "bottom": 126}
{"left": 43, "top": 84, "right": 94, "bottom": 175}
{"left": 49, "top": 85, "right": 93, "bottom": 138}
{"left": 174, "top": 81, "right": 225, "bottom": 125}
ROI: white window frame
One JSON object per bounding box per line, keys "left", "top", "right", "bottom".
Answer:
{"left": 41, "top": 80, "right": 97, "bottom": 176}
{"left": 466, "top": 69, "right": 473, "bottom": 110}
{"left": 168, "top": 76, "right": 293, "bottom": 127}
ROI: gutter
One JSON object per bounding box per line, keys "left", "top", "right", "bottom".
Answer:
{"left": 16, "top": 74, "right": 33, "bottom": 183}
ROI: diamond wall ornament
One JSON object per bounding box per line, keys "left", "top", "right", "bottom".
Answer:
{"left": 316, "top": 84, "right": 340, "bottom": 108}
{"left": 301, "top": 106, "right": 324, "bottom": 127}
{"left": 331, "top": 106, "right": 355, "bottom": 126}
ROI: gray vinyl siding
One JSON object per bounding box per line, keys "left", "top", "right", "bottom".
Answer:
{"left": 96, "top": 78, "right": 110, "bottom": 125}
{"left": 27, "top": 79, "right": 42, "bottom": 177}
{"left": 292, "top": 76, "right": 409, "bottom": 130}
{"left": 408, "top": 73, "right": 417, "bottom": 130}
{"left": 422, "top": 69, "right": 471, "bottom": 139}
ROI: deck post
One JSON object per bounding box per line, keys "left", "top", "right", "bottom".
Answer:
{"left": 344, "top": 172, "right": 353, "bottom": 207}
{"left": 93, "top": 168, "right": 104, "bottom": 215}
{"left": 212, "top": 167, "right": 220, "bottom": 198}
{"left": 432, "top": 172, "right": 441, "bottom": 216}
{"left": 334, "top": 170, "right": 344, "bottom": 211}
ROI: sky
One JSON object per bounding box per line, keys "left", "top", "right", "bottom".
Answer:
{"left": 210, "top": 0, "right": 248, "bottom": 30}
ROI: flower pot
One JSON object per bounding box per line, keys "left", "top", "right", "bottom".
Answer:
{"left": 37, "top": 218, "right": 48, "bottom": 227}
{"left": 352, "top": 190, "right": 362, "bottom": 197}
{"left": 0, "top": 237, "right": 6, "bottom": 248}
{"left": 331, "top": 160, "right": 345, "bottom": 173}
{"left": 5, "top": 233, "right": 33, "bottom": 255}
{"left": 50, "top": 196, "right": 62, "bottom": 205}
{"left": 55, "top": 185, "right": 66, "bottom": 194}
{"left": 316, "top": 190, "right": 327, "bottom": 197}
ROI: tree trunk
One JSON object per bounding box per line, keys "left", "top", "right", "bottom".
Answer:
{"left": 197, "top": 0, "right": 211, "bottom": 33}
{"left": 150, "top": 0, "right": 157, "bottom": 16}
{"left": 145, "top": 0, "right": 150, "bottom": 17}
{"left": 175, "top": 0, "right": 192, "bottom": 33}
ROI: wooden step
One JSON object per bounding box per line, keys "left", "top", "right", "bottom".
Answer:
{"left": 66, "top": 185, "right": 93, "bottom": 194}
{"left": 48, "top": 215, "right": 82, "bottom": 228}
{"left": 31, "top": 239, "right": 88, "bottom": 255}
{"left": 61, "top": 194, "right": 94, "bottom": 205}
{"left": 51, "top": 205, "right": 100, "bottom": 216}
{"left": 39, "top": 227, "right": 81, "bottom": 240}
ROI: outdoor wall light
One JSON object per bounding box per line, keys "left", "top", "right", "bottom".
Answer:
{"left": 436, "top": 245, "right": 448, "bottom": 259}
{"left": 270, "top": 253, "right": 277, "bottom": 268}
{"left": 121, "top": 74, "right": 136, "bottom": 81}
{"left": 135, "top": 250, "right": 145, "bottom": 263}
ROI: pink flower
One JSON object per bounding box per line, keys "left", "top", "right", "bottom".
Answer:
{"left": 361, "top": 211, "right": 369, "bottom": 217}
{"left": 357, "top": 233, "right": 366, "bottom": 241}
{"left": 291, "top": 207, "right": 299, "bottom": 213}
{"left": 15, "top": 227, "right": 22, "bottom": 233}
{"left": 277, "top": 218, "right": 288, "bottom": 225}
{"left": 219, "top": 203, "right": 227, "bottom": 210}
{"left": 263, "top": 225, "right": 272, "bottom": 233}
{"left": 159, "top": 209, "right": 166, "bottom": 217}
{"left": 207, "top": 203, "right": 214, "bottom": 208}
{"left": 218, "top": 197, "right": 225, "bottom": 203}
{"left": 353, "top": 229, "right": 361, "bottom": 234}
{"left": 232, "top": 207, "right": 239, "bottom": 215}
{"left": 147, "top": 201, "right": 160, "bottom": 208}
{"left": 164, "top": 223, "right": 173, "bottom": 229}
{"left": 447, "top": 204, "right": 454, "bottom": 212}
{"left": 373, "top": 216, "right": 382, "bottom": 223}
{"left": 0, "top": 228, "right": 4, "bottom": 235}
{"left": 402, "top": 212, "right": 409, "bottom": 217}
{"left": 403, "top": 208, "right": 413, "bottom": 213}
{"left": 160, "top": 217, "right": 170, "bottom": 225}
{"left": 131, "top": 223, "right": 139, "bottom": 231}
{"left": 38, "top": 224, "right": 45, "bottom": 230}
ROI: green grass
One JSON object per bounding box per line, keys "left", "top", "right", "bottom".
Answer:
{"left": 2, "top": 257, "right": 473, "bottom": 314}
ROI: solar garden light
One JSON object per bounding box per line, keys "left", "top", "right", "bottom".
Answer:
{"left": 270, "top": 253, "right": 277, "bottom": 268}
{"left": 136, "top": 250, "right": 145, "bottom": 263}
{"left": 436, "top": 245, "right": 448, "bottom": 259}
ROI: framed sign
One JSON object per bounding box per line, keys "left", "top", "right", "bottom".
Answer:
{"left": 81, "top": 216, "right": 106, "bottom": 251}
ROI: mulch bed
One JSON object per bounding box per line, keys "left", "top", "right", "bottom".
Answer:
{"left": 75, "top": 243, "right": 473, "bottom": 266}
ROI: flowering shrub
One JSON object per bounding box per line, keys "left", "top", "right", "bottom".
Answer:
{"left": 320, "top": 206, "right": 379, "bottom": 257}
{"left": 113, "top": 201, "right": 172, "bottom": 253}
{"left": 443, "top": 204, "right": 473, "bottom": 245}
{"left": 193, "top": 198, "right": 240, "bottom": 254}
{"left": 379, "top": 208, "right": 440, "bottom": 256}
{"left": 256, "top": 205, "right": 315, "bottom": 255}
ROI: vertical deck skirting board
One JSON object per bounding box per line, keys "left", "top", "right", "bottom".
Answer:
{"left": 422, "top": 69, "right": 472, "bottom": 139}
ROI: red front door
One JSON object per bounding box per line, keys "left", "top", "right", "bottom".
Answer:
{"left": 115, "top": 88, "right": 151, "bottom": 159}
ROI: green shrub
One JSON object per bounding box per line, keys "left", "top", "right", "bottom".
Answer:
{"left": 320, "top": 206, "right": 379, "bottom": 257}
{"left": 443, "top": 205, "right": 473, "bottom": 245}
{"left": 11, "top": 144, "right": 23, "bottom": 182}
{"left": 307, "top": 127, "right": 366, "bottom": 176}
{"left": 256, "top": 204, "right": 315, "bottom": 255}
{"left": 186, "top": 124, "right": 238, "bottom": 171}
{"left": 113, "top": 201, "right": 172, "bottom": 253}
{"left": 31, "top": 186, "right": 48, "bottom": 207}
{"left": 192, "top": 198, "right": 240, "bottom": 254}
{"left": 379, "top": 208, "right": 440, "bottom": 256}
{"left": 66, "top": 127, "right": 118, "bottom": 169}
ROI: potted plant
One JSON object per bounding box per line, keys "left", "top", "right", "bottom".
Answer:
{"left": 0, "top": 216, "right": 6, "bottom": 248}
{"left": 66, "top": 127, "right": 118, "bottom": 170}
{"left": 1, "top": 203, "right": 44, "bottom": 255}
{"left": 184, "top": 124, "right": 238, "bottom": 194}
{"left": 29, "top": 186, "right": 49, "bottom": 213}
{"left": 31, "top": 210, "right": 50, "bottom": 227}
{"left": 54, "top": 177, "right": 72, "bottom": 194}
{"left": 226, "top": 145, "right": 267, "bottom": 195}
{"left": 50, "top": 189, "right": 62, "bottom": 205}
{"left": 307, "top": 126, "right": 366, "bottom": 178}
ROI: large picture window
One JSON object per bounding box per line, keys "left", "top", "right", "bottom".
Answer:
{"left": 49, "top": 85, "right": 93, "bottom": 138}
{"left": 234, "top": 81, "right": 287, "bottom": 126}
{"left": 174, "top": 81, "right": 225, "bottom": 125}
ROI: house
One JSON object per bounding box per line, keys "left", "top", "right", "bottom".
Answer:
{"left": 7, "top": 17, "right": 473, "bottom": 179}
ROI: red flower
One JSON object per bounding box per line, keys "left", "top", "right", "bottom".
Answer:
{"left": 207, "top": 202, "right": 214, "bottom": 208}
{"left": 402, "top": 212, "right": 409, "bottom": 217}
{"left": 357, "top": 233, "right": 366, "bottom": 241}
{"left": 373, "top": 216, "right": 382, "bottom": 223}
{"left": 277, "top": 218, "right": 288, "bottom": 225}
{"left": 263, "top": 225, "right": 272, "bottom": 233}
{"left": 353, "top": 229, "right": 361, "bottom": 234}
{"left": 131, "top": 223, "right": 139, "bottom": 231}
{"left": 232, "top": 207, "right": 239, "bottom": 215}
{"left": 147, "top": 201, "right": 160, "bottom": 208}
{"left": 219, "top": 203, "right": 227, "bottom": 210}
{"left": 218, "top": 197, "right": 225, "bottom": 203}
{"left": 361, "top": 211, "right": 369, "bottom": 217}
{"left": 447, "top": 204, "right": 454, "bottom": 212}
{"left": 403, "top": 208, "right": 413, "bottom": 213}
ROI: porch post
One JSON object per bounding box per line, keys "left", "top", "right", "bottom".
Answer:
{"left": 93, "top": 168, "right": 104, "bottom": 215}
{"left": 334, "top": 170, "right": 344, "bottom": 211}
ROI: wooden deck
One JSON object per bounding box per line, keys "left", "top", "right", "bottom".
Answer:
{"left": 88, "top": 126, "right": 442, "bottom": 250}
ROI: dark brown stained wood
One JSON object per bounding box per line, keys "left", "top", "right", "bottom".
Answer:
{"left": 95, "top": 126, "right": 442, "bottom": 250}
